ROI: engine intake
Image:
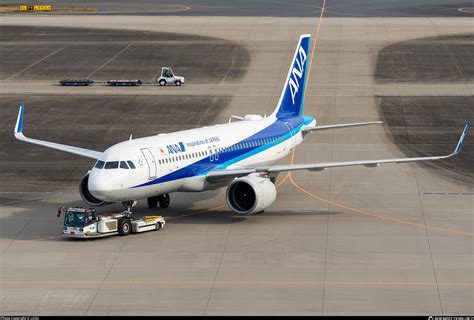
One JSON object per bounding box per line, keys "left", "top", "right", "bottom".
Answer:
{"left": 79, "top": 172, "right": 106, "bottom": 206}
{"left": 226, "top": 175, "right": 277, "bottom": 214}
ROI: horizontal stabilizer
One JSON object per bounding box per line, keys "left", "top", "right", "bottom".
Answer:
{"left": 302, "top": 121, "right": 383, "bottom": 133}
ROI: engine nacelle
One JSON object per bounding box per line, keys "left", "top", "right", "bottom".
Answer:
{"left": 79, "top": 172, "right": 106, "bottom": 206}
{"left": 226, "top": 175, "right": 277, "bottom": 214}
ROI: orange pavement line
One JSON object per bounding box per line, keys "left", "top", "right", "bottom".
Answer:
{"left": 283, "top": 0, "right": 472, "bottom": 237}
{"left": 288, "top": 173, "right": 474, "bottom": 237}
{"left": 304, "top": 0, "right": 326, "bottom": 94}
{"left": 0, "top": 280, "right": 472, "bottom": 287}
{"left": 275, "top": 150, "right": 296, "bottom": 188}
{"left": 277, "top": 1, "right": 325, "bottom": 189}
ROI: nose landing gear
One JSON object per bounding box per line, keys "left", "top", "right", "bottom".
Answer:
{"left": 122, "top": 200, "right": 138, "bottom": 212}
{"left": 147, "top": 194, "right": 170, "bottom": 209}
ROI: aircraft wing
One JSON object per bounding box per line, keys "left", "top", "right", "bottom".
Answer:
{"left": 14, "top": 104, "right": 102, "bottom": 159}
{"left": 206, "top": 121, "right": 470, "bottom": 182}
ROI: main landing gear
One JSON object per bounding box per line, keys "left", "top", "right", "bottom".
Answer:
{"left": 147, "top": 194, "right": 170, "bottom": 209}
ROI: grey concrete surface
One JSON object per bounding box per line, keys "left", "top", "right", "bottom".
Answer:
{"left": 1, "top": 0, "right": 473, "bottom": 17}
{"left": 0, "top": 13, "right": 473, "bottom": 316}
{"left": 0, "top": 25, "right": 249, "bottom": 82}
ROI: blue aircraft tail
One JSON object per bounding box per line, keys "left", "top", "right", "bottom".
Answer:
{"left": 271, "top": 34, "right": 311, "bottom": 120}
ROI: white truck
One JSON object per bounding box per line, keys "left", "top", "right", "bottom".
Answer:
{"left": 157, "top": 67, "right": 185, "bottom": 86}
{"left": 57, "top": 207, "right": 165, "bottom": 238}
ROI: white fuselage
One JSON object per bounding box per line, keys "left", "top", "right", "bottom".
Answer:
{"left": 88, "top": 115, "right": 314, "bottom": 202}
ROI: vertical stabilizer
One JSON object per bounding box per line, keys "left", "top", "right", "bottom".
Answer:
{"left": 271, "top": 34, "right": 311, "bottom": 119}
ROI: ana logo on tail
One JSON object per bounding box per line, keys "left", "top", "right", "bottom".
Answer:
{"left": 272, "top": 34, "right": 310, "bottom": 119}
{"left": 288, "top": 46, "right": 307, "bottom": 104}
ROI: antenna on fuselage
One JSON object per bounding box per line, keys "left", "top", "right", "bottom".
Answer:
{"left": 129, "top": 134, "right": 133, "bottom": 141}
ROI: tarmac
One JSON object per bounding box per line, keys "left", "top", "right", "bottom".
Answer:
{"left": 0, "top": 3, "right": 473, "bottom": 316}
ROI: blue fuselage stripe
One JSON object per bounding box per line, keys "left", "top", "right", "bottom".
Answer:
{"left": 132, "top": 117, "right": 304, "bottom": 188}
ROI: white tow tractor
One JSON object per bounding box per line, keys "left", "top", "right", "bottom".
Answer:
{"left": 57, "top": 207, "right": 165, "bottom": 239}
{"left": 157, "top": 67, "right": 185, "bottom": 86}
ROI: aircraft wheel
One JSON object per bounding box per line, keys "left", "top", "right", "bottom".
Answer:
{"left": 147, "top": 196, "right": 159, "bottom": 208}
{"left": 118, "top": 219, "right": 131, "bottom": 236}
{"left": 158, "top": 194, "right": 170, "bottom": 208}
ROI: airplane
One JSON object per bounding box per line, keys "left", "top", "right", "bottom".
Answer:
{"left": 14, "top": 34, "right": 470, "bottom": 216}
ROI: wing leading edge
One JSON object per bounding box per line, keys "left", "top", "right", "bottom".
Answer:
{"left": 207, "top": 121, "right": 471, "bottom": 182}
{"left": 14, "top": 104, "right": 102, "bottom": 159}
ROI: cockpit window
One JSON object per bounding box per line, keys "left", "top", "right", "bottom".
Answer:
{"left": 95, "top": 160, "right": 105, "bottom": 169}
{"left": 104, "top": 161, "right": 119, "bottom": 169}
{"left": 127, "top": 161, "right": 136, "bottom": 169}
{"left": 120, "top": 161, "right": 129, "bottom": 169}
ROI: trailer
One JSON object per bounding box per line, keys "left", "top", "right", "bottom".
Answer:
{"left": 59, "top": 79, "right": 94, "bottom": 86}
{"left": 107, "top": 79, "right": 142, "bottom": 86}
{"left": 57, "top": 207, "right": 165, "bottom": 238}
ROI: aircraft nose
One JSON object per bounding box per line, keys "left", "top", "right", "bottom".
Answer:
{"left": 88, "top": 170, "right": 109, "bottom": 192}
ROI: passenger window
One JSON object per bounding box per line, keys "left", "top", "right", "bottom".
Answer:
{"left": 95, "top": 160, "right": 105, "bottom": 169}
{"left": 127, "top": 161, "right": 136, "bottom": 169}
{"left": 104, "top": 161, "right": 119, "bottom": 169}
{"left": 120, "top": 161, "right": 129, "bottom": 169}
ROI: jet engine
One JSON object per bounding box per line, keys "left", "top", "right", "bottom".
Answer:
{"left": 79, "top": 172, "right": 106, "bottom": 206}
{"left": 226, "top": 175, "right": 277, "bottom": 214}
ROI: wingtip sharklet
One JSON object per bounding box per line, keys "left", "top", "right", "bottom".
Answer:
{"left": 14, "top": 103, "right": 24, "bottom": 136}
{"left": 454, "top": 120, "right": 471, "bottom": 155}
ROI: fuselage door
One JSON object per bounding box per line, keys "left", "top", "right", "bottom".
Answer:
{"left": 208, "top": 146, "right": 214, "bottom": 161}
{"left": 140, "top": 148, "right": 157, "bottom": 180}
{"left": 213, "top": 145, "right": 219, "bottom": 161}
